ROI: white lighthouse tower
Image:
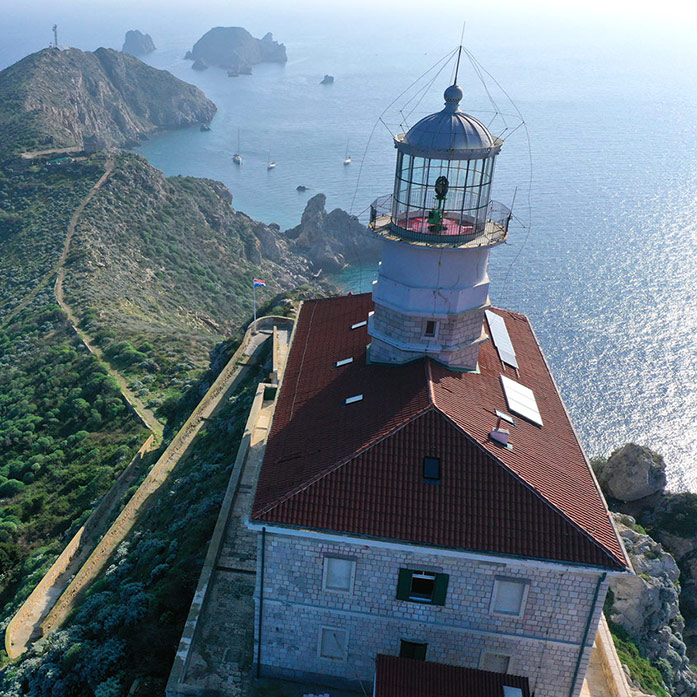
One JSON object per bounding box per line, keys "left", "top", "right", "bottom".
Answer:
{"left": 368, "top": 82, "right": 511, "bottom": 370}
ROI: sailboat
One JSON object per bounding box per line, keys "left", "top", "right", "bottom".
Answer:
{"left": 266, "top": 151, "right": 276, "bottom": 170}
{"left": 232, "top": 128, "right": 242, "bottom": 165}
{"left": 343, "top": 140, "right": 351, "bottom": 166}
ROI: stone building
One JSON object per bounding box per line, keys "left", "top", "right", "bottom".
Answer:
{"left": 247, "top": 80, "right": 630, "bottom": 697}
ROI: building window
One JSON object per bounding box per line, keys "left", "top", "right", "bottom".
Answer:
{"left": 396, "top": 568, "right": 449, "bottom": 605}
{"left": 423, "top": 456, "right": 440, "bottom": 482}
{"left": 323, "top": 556, "right": 355, "bottom": 593}
{"left": 490, "top": 577, "right": 530, "bottom": 618}
{"left": 423, "top": 320, "right": 437, "bottom": 338}
{"left": 318, "top": 626, "right": 348, "bottom": 660}
{"left": 400, "top": 640, "right": 428, "bottom": 660}
{"left": 480, "top": 651, "right": 511, "bottom": 674}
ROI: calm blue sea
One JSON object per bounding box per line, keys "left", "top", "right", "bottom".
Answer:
{"left": 3, "top": 2, "right": 697, "bottom": 488}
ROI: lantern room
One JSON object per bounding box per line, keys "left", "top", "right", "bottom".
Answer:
{"left": 370, "top": 84, "right": 511, "bottom": 247}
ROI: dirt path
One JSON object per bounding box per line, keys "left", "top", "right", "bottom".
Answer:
{"left": 49, "top": 155, "right": 163, "bottom": 437}
{"left": 20, "top": 146, "right": 81, "bottom": 160}
{"left": 38, "top": 326, "right": 272, "bottom": 640}
{"left": 0, "top": 158, "right": 114, "bottom": 329}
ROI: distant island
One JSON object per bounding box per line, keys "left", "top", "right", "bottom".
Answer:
{"left": 0, "top": 47, "right": 215, "bottom": 158}
{"left": 121, "top": 30, "right": 156, "bottom": 56}
{"left": 185, "top": 27, "right": 286, "bottom": 74}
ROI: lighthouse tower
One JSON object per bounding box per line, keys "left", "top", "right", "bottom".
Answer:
{"left": 368, "top": 83, "right": 511, "bottom": 370}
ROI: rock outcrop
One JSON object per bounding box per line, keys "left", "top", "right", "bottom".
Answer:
{"left": 608, "top": 514, "right": 697, "bottom": 696}
{"left": 284, "top": 194, "right": 381, "bottom": 273}
{"left": 0, "top": 47, "right": 216, "bottom": 157}
{"left": 595, "top": 443, "right": 667, "bottom": 502}
{"left": 186, "top": 27, "right": 286, "bottom": 72}
{"left": 321, "top": 74, "right": 334, "bottom": 84}
{"left": 121, "top": 30, "right": 156, "bottom": 56}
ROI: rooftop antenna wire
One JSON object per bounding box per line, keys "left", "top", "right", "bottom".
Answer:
{"left": 453, "top": 21, "right": 466, "bottom": 84}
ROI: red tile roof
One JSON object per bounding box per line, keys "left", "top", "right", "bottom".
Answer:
{"left": 252, "top": 294, "right": 627, "bottom": 570}
{"left": 374, "top": 654, "right": 531, "bottom": 697}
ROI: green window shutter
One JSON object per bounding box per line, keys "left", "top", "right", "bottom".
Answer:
{"left": 431, "top": 573, "right": 449, "bottom": 606}
{"left": 396, "top": 568, "right": 413, "bottom": 600}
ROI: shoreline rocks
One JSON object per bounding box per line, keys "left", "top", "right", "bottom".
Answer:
{"left": 284, "top": 193, "right": 381, "bottom": 274}
{"left": 595, "top": 443, "right": 667, "bottom": 502}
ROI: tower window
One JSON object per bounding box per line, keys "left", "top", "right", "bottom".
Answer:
{"left": 423, "top": 456, "right": 440, "bottom": 482}
{"left": 423, "top": 320, "right": 437, "bottom": 338}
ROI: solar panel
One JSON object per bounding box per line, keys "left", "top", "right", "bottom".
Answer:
{"left": 485, "top": 310, "right": 518, "bottom": 369}
{"left": 500, "top": 375, "right": 543, "bottom": 426}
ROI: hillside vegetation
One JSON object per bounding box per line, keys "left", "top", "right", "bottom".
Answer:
{"left": 0, "top": 47, "right": 215, "bottom": 158}
{"left": 62, "top": 151, "right": 316, "bottom": 415}
{"left": 0, "top": 351, "right": 269, "bottom": 696}
{"left": 0, "top": 42, "right": 334, "bottom": 695}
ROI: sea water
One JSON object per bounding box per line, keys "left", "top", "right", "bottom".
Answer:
{"left": 3, "top": 2, "right": 697, "bottom": 487}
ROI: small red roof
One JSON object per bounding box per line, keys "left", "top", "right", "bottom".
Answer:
{"left": 252, "top": 294, "right": 627, "bottom": 570}
{"left": 374, "top": 654, "right": 531, "bottom": 697}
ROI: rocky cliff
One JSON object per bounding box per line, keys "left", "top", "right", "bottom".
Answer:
{"left": 608, "top": 514, "right": 697, "bottom": 696}
{"left": 0, "top": 47, "right": 215, "bottom": 158}
{"left": 186, "top": 27, "right": 286, "bottom": 72}
{"left": 122, "top": 30, "right": 156, "bottom": 56}
{"left": 595, "top": 445, "right": 697, "bottom": 695}
{"left": 285, "top": 193, "right": 381, "bottom": 273}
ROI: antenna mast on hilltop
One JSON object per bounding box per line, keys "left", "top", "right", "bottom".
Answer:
{"left": 52, "top": 24, "right": 58, "bottom": 48}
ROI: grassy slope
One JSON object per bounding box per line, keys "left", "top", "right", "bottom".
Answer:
{"left": 0, "top": 151, "right": 317, "bottom": 683}
{"left": 63, "top": 152, "right": 313, "bottom": 418}
{"left": 0, "top": 157, "right": 106, "bottom": 320}
{"left": 0, "top": 156, "right": 151, "bottom": 635}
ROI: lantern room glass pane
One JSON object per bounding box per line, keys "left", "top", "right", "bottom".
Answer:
{"left": 393, "top": 153, "right": 496, "bottom": 237}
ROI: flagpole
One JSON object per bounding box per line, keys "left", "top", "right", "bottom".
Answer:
{"left": 253, "top": 281, "right": 257, "bottom": 334}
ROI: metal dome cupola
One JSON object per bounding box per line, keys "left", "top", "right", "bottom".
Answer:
{"left": 370, "top": 84, "right": 510, "bottom": 247}
{"left": 400, "top": 84, "right": 498, "bottom": 155}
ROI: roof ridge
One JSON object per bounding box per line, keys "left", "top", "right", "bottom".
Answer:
{"left": 254, "top": 405, "right": 436, "bottom": 519}
{"left": 432, "top": 405, "right": 627, "bottom": 569}
{"left": 426, "top": 359, "right": 435, "bottom": 405}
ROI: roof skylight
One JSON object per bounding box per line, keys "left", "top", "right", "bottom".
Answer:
{"left": 351, "top": 320, "right": 367, "bottom": 329}
{"left": 345, "top": 394, "right": 363, "bottom": 405}
{"left": 336, "top": 358, "right": 354, "bottom": 367}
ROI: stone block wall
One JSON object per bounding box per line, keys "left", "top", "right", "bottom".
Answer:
{"left": 253, "top": 531, "right": 609, "bottom": 697}
{"left": 369, "top": 303, "right": 488, "bottom": 370}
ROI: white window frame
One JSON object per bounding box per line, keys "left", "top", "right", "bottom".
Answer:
{"left": 490, "top": 577, "right": 530, "bottom": 619}
{"left": 479, "top": 650, "right": 512, "bottom": 674}
{"left": 322, "top": 556, "right": 356, "bottom": 594}
{"left": 318, "top": 626, "right": 348, "bottom": 661}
